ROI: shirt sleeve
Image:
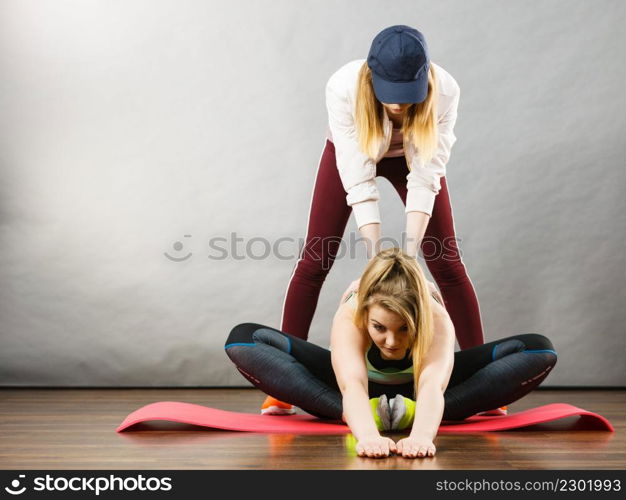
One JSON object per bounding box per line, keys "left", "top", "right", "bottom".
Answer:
{"left": 325, "top": 78, "right": 381, "bottom": 229}
{"left": 405, "top": 83, "right": 460, "bottom": 216}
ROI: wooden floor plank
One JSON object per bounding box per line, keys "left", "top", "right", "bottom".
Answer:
{"left": 0, "top": 388, "right": 623, "bottom": 470}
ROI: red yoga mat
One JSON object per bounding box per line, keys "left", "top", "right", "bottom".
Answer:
{"left": 116, "top": 402, "right": 613, "bottom": 434}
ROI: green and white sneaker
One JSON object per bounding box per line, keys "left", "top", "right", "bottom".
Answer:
{"left": 389, "top": 394, "right": 416, "bottom": 430}
{"left": 369, "top": 394, "right": 391, "bottom": 431}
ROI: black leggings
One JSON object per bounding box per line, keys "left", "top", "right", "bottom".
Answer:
{"left": 225, "top": 323, "right": 557, "bottom": 421}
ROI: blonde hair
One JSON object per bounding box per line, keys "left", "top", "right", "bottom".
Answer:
{"left": 355, "top": 62, "right": 438, "bottom": 163}
{"left": 352, "top": 247, "right": 435, "bottom": 399}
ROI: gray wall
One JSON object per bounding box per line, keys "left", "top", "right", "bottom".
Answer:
{"left": 1, "top": 0, "right": 624, "bottom": 387}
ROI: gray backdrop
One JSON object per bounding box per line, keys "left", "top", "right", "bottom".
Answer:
{"left": 1, "top": 0, "right": 624, "bottom": 387}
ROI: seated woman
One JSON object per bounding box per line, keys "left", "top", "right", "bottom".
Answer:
{"left": 225, "top": 248, "right": 557, "bottom": 458}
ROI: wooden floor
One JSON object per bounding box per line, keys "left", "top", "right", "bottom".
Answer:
{"left": 0, "top": 388, "right": 624, "bottom": 470}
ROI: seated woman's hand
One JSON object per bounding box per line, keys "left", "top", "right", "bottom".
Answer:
{"left": 396, "top": 434, "right": 436, "bottom": 458}
{"left": 348, "top": 278, "right": 361, "bottom": 294}
{"left": 356, "top": 435, "right": 397, "bottom": 458}
{"left": 427, "top": 280, "right": 445, "bottom": 307}
{"left": 339, "top": 278, "right": 361, "bottom": 305}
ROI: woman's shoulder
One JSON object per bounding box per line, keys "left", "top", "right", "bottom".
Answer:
{"left": 333, "top": 289, "right": 358, "bottom": 324}
{"left": 430, "top": 61, "right": 460, "bottom": 97}
{"left": 326, "top": 59, "right": 366, "bottom": 91}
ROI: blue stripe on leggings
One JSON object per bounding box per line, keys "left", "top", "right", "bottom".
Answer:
{"left": 284, "top": 335, "right": 292, "bottom": 354}
{"left": 225, "top": 334, "right": 291, "bottom": 354}
{"left": 523, "top": 349, "right": 557, "bottom": 356}
{"left": 224, "top": 342, "right": 256, "bottom": 349}
{"left": 492, "top": 344, "right": 557, "bottom": 360}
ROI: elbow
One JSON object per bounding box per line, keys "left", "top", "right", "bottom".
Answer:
{"left": 419, "top": 380, "right": 447, "bottom": 397}
{"left": 337, "top": 378, "right": 368, "bottom": 396}
{"left": 337, "top": 380, "right": 350, "bottom": 394}
{"left": 418, "top": 366, "right": 451, "bottom": 394}
{"left": 438, "top": 377, "right": 450, "bottom": 393}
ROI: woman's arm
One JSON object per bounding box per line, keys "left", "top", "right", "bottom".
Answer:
{"left": 326, "top": 67, "right": 382, "bottom": 231}
{"left": 404, "top": 211, "right": 430, "bottom": 258}
{"left": 412, "top": 299, "right": 455, "bottom": 438}
{"left": 397, "top": 297, "right": 455, "bottom": 457}
{"left": 359, "top": 223, "right": 381, "bottom": 260}
{"left": 403, "top": 80, "right": 461, "bottom": 259}
{"left": 330, "top": 303, "right": 375, "bottom": 437}
{"left": 330, "top": 299, "right": 397, "bottom": 457}
{"left": 404, "top": 81, "right": 460, "bottom": 221}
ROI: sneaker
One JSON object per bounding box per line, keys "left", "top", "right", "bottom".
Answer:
{"left": 389, "top": 394, "right": 416, "bottom": 430}
{"left": 476, "top": 405, "right": 508, "bottom": 416}
{"left": 370, "top": 394, "right": 391, "bottom": 431}
{"left": 261, "top": 395, "right": 296, "bottom": 415}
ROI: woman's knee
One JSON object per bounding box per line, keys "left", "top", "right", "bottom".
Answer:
{"left": 516, "top": 333, "right": 557, "bottom": 354}
{"left": 426, "top": 257, "right": 469, "bottom": 286}
{"left": 225, "top": 323, "right": 293, "bottom": 355}
{"left": 293, "top": 254, "right": 335, "bottom": 283}
{"left": 225, "top": 322, "right": 265, "bottom": 349}
{"left": 527, "top": 334, "right": 558, "bottom": 373}
{"left": 493, "top": 333, "right": 557, "bottom": 368}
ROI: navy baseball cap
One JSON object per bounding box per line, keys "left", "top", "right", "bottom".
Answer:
{"left": 367, "top": 25, "right": 430, "bottom": 104}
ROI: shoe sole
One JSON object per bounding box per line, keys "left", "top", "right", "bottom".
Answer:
{"left": 261, "top": 406, "right": 296, "bottom": 416}
{"left": 390, "top": 395, "right": 406, "bottom": 430}
{"left": 377, "top": 394, "right": 391, "bottom": 431}
{"left": 476, "top": 409, "right": 508, "bottom": 416}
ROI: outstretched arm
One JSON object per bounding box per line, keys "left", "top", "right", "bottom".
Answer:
{"left": 330, "top": 298, "right": 397, "bottom": 458}
{"left": 404, "top": 211, "right": 430, "bottom": 258}
{"left": 397, "top": 296, "right": 455, "bottom": 457}
{"left": 359, "top": 223, "right": 382, "bottom": 260}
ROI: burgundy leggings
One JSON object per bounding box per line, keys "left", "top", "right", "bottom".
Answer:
{"left": 281, "top": 139, "right": 485, "bottom": 350}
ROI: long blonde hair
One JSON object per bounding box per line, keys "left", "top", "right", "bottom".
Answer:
{"left": 355, "top": 62, "right": 438, "bottom": 163}
{"left": 352, "top": 247, "right": 435, "bottom": 399}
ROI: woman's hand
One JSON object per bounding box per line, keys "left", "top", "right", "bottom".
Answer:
{"left": 356, "top": 435, "right": 397, "bottom": 458}
{"left": 396, "top": 434, "right": 436, "bottom": 458}
{"left": 349, "top": 278, "right": 361, "bottom": 293}
{"left": 427, "top": 280, "right": 445, "bottom": 307}
{"left": 339, "top": 278, "right": 361, "bottom": 305}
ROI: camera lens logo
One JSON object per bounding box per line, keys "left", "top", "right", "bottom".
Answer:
{"left": 164, "top": 234, "right": 193, "bottom": 261}
{"left": 4, "top": 475, "right": 26, "bottom": 495}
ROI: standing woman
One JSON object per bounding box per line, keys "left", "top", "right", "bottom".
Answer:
{"left": 263, "top": 25, "right": 484, "bottom": 414}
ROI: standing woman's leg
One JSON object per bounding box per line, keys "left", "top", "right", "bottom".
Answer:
{"left": 379, "top": 157, "right": 485, "bottom": 349}
{"left": 280, "top": 139, "right": 352, "bottom": 340}
{"left": 423, "top": 176, "right": 485, "bottom": 348}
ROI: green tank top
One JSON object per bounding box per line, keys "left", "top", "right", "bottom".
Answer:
{"left": 344, "top": 290, "right": 414, "bottom": 385}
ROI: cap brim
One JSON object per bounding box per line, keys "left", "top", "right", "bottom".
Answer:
{"left": 371, "top": 72, "right": 428, "bottom": 104}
